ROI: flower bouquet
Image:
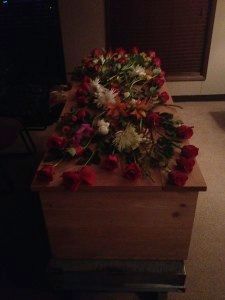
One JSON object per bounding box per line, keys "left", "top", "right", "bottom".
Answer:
{"left": 37, "top": 47, "right": 199, "bottom": 191}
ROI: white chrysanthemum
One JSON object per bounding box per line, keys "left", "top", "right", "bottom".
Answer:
{"left": 97, "top": 119, "right": 110, "bottom": 135}
{"left": 132, "top": 65, "right": 146, "bottom": 77}
{"left": 113, "top": 124, "right": 143, "bottom": 152}
{"left": 95, "top": 88, "right": 118, "bottom": 107}
{"left": 90, "top": 78, "right": 103, "bottom": 93}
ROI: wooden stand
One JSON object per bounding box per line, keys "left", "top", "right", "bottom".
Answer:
{"left": 47, "top": 259, "right": 185, "bottom": 299}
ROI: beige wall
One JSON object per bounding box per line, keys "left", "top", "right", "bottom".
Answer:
{"left": 58, "top": 0, "right": 105, "bottom": 74}
{"left": 59, "top": 0, "right": 225, "bottom": 95}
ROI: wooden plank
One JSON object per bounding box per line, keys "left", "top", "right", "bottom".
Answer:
{"left": 41, "top": 190, "right": 198, "bottom": 260}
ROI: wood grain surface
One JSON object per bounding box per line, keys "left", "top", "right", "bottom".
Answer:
{"left": 41, "top": 190, "right": 197, "bottom": 260}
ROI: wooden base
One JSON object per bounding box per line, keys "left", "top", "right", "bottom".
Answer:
{"left": 47, "top": 259, "right": 185, "bottom": 297}
{"left": 40, "top": 190, "right": 198, "bottom": 260}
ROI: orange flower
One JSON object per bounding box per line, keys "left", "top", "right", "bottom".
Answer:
{"left": 107, "top": 99, "right": 127, "bottom": 118}
{"left": 130, "top": 100, "right": 151, "bottom": 119}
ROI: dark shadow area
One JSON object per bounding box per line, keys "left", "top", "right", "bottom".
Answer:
{"left": 210, "top": 111, "right": 225, "bottom": 131}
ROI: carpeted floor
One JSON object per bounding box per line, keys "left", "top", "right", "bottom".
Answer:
{"left": 168, "top": 101, "right": 225, "bottom": 300}
{"left": 1, "top": 101, "right": 225, "bottom": 300}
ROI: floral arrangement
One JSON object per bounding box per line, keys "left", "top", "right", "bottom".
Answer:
{"left": 36, "top": 47, "right": 199, "bottom": 191}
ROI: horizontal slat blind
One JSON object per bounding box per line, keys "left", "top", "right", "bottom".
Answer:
{"left": 106, "top": 0, "right": 214, "bottom": 77}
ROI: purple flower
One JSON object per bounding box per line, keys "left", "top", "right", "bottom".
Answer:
{"left": 74, "top": 123, "right": 94, "bottom": 144}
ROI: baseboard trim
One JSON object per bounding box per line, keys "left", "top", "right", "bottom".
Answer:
{"left": 173, "top": 94, "right": 225, "bottom": 102}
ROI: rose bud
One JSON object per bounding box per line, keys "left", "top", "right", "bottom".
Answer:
{"left": 37, "top": 165, "right": 54, "bottom": 182}
{"left": 147, "top": 112, "right": 161, "bottom": 128}
{"left": 159, "top": 91, "right": 170, "bottom": 103}
{"left": 181, "top": 145, "right": 199, "bottom": 158}
{"left": 47, "top": 135, "right": 66, "bottom": 149}
{"left": 102, "top": 155, "right": 119, "bottom": 171}
{"left": 62, "top": 171, "right": 81, "bottom": 191}
{"left": 152, "top": 68, "right": 161, "bottom": 76}
{"left": 176, "top": 125, "right": 193, "bottom": 139}
{"left": 66, "top": 147, "right": 76, "bottom": 157}
{"left": 168, "top": 170, "right": 188, "bottom": 186}
{"left": 79, "top": 166, "right": 96, "bottom": 186}
{"left": 176, "top": 157, "right": 195, "bottom": 173}
{"left": 123, "top": 163, "right": 142, "bottom": 181}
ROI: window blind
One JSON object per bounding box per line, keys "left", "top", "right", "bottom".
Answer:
{"left": 105, "top": 0, "right": 216, "bottom": 80}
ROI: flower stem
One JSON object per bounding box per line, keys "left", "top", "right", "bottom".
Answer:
{"left": 83, "top": 151, "right": 95, "bottom": 166}
{"left": 165, "top": 104, "right": 183, "bottom": 109}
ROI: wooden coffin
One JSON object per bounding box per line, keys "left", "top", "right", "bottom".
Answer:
{"left": 31, "top": 86, "right": 206, "bottom": 260}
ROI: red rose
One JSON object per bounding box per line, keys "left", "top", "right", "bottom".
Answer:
{"left": 102, "top": 155, "right": 119, "bottom": 171}
{"left": 159, "top": 91, "right": 169, "bottom": 103}
{"left": 117, "top": 56, "right": 127, "bottom": 64}
{"left": 153, "top": 57, "right": 161, "bottom": 67}
{"left": 176, "top": 157, "right": 195, "bottom": 173}
{"left": 123, "top": 163, "right": 141, "bottom": 181}
{"left": 76, "top": 109, "right": 89, "bottom": 120}
{"left": 168, "top": 170, "right": 188, "bottom": 186}
{"left": 37, "top": 165, "right": 54, "bottom": 182}
{"left": 47, "top": 135, "right": 66, "bottom": 149}
{"left": 62, "top": 125, "right": 71, "bottom": 134}
{"left": 79, "top": 166, "right": 96, "bottom": 186}
{"left": 80, "top": 76, "right": 91, "bottom": 92}
{"left": 75, "top": 146, "right": 84, "bottom": 156}
{"left": 71, "top": 115, "right": 78, "bottom": 123}
{"left": 148, "top": 50, "right": 156, "bottom": 59}
{"left": 115, "top": 47, "right": 126, "bottom": 56}
{"left": 75, "top": 88, "right": 88, "bottom": 106}
{"left": 62, "top": 171, "right": 81, "bottom": 191}
{"left": 154, "top": 76, "right": 165, "bottom": 87}
{"left": 91, "top": 48, "right": 104, "bottom": 57}
{"left": 131, "top": 46, "right": 139, "bottom": 54}
{"left": 181, "top": 145, "right": 199, "bottom": 158}
{"left": 176, "top": 125, "right": 193, "bottom": 139}
{"left": 147, "top": 112, "right": 161, "bottom": 128}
